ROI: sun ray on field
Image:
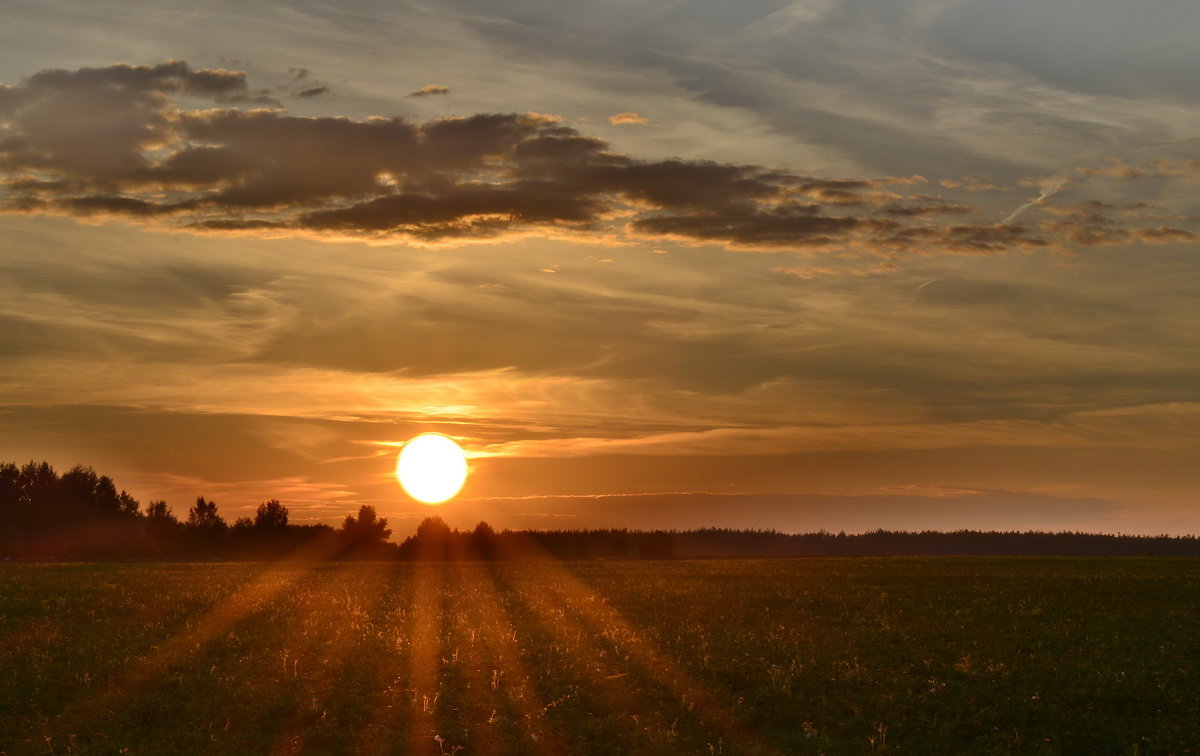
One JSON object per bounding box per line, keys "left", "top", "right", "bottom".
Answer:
{"left": 492, "top": 545, "right": 779, "bottom": 754}
{"left": 451, "top": 561, "right": 569, "bottom": 752}
{"left": 268, "top": 563, "right": 398, "bottom": 754}
{"left": 345, "top": 570, "right": 428, "bottom": 752}
{"left": 325, "top": 566, "right": 419, "bottom": 752}
{"left": 486, "top": 560, "right": 661, "bottom": 749}
{"left": 405, "top": 562, "right": 448, "bottom": 754}
{"left": 41, "top": 555, "right": 770, "bottom": 753}
{"left": 49, "top": 539, "right": 342, "bottom": 738}
{"left": 446, "top": 535, "right": 782, "bottom": 753}
{"left": 439, "top": 565, "right": 508, "bottom": 756}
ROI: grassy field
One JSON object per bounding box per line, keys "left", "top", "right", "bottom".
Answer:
{"left": 1, "top": 559, "right": 1198, "bottom": 754}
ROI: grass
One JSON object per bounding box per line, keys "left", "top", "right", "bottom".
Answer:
{"left": 1, "top": 558, "right": 1198, "bottom": 754}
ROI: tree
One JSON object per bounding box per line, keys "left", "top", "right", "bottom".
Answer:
{"left": 470, "top": 521, "right": 499, "bottom": 560}
{"left": 187, "top": 497, "right": 226, "bottom": 531}
{"left": 117, "top": 491, "right": 140, "bottom": 517}
{"left": 254, "top": 499, "right": 289, "bottom": 529}
{"left": 145, "top": 500, "right": 177, "bottom": 524}
{"left": 340, "top": 505, "right": 392, "bottom": 557}
{"left": 19, "top": 461, "right": 58, "bottom": 512}
{"left": 406, "top": 516, "right": 453, "bottom": 560}
{"left": 342, "top": 505, "right": 391, "bottom": 542}
{"left": 415, "top": 516, "right": 451, "bottom": 542}
{"left": 184, "top": 496, "right": 227, "bottom": 557}
{"left": 144, "top": 499, "right": 180, "bottom": 552}
{"left": 58, "top": 466, "right": 107, "bottom": 517}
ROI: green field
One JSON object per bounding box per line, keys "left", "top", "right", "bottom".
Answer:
{"left": 2, "top": 559, "right": 1198, "bottom": 754}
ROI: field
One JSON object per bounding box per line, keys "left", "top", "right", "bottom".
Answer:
{"left": 2, "top": 559, "right": 1198, "bottom": 754}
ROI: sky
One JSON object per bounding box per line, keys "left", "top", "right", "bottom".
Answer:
{"left": 1, "top": 0, "right": 1198, "bottom": 535}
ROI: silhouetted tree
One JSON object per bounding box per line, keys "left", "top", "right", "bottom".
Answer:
{"left": 117, "top": 491, "right": 140, "bottom": 517}
{"left": 19, "top": 461, "right": 58, "bottom": 513}
{"left": 470, "top": 520, "right": 500, "bottom": 560}
{"left": 0, "top": 462, "right": 29, "bottom": 554}
{"left": 59, "top": 466, "right": 118, "bottom": 519}
{"left": 254, "top": 499, "right": 289, "bottom": 529}
{"left": 144, "top": 499, "right": 180, "bottom": 554}
{"left": 0, "top": 461, "right": 149, "bottom": 557}
{"left": 416, "top": 516, "right": 451, "bottom": 541}
{"left": 340, "top": 505, "right": 392, "bottom": 558}
{"left": 184, "top": 497, "right": 227, "bottom": 557}
{"left": 145, "top": 500, "right": 174, "bottom": 523}
{"left": 242, "top": 499, "right": 292, "bottom": 558}
{"left": 9, "top": 458, "right": 1200, "bottom": 561}
{"left": 400, "top": 516, "right": 454, "bottom": 560}
{"left": 187, "top": 497, "right": 226, "bottom": 530}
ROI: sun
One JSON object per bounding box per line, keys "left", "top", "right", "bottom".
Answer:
{"left": 395, "top": 433, "right": 469, "bottom": 505}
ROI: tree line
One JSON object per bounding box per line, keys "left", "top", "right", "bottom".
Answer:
{"left": 3, "top": 461, "right": 1200, "bottom": 560}
{"left": 0, "top": 461, "right": 394, "bottom": 559}
{"left": 398, "top": 523, "right": 1200, "bottom": 559}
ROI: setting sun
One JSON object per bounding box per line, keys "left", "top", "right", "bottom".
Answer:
{"left": 395, "top": 433, "right": 469, "bottom": 505}
{"left": 4, "top": 2, "right": 1200, "bottom": 751}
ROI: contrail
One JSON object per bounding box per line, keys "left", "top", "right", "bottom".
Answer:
{"left": 890, "top": 270, "right": 951, "bottom": 316}
{"left": 1002, "top": 176, "right": 1069, "bottom": 224}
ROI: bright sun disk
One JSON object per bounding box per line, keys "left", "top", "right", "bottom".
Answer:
{"left": 395, "top": 433, "right": 468, "bottom": 505}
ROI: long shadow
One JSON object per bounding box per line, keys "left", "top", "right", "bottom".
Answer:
{"left": 46, "top": 539, "right": 345, "bottom": 745}
{"left": 487, "top": 539, "right": 780, "bottom": 755}
{"left": 268, "top": 562, "right": 404, "bottom": 754}
{"left": 449, "top": 559, "right": 569, "bottom": 753}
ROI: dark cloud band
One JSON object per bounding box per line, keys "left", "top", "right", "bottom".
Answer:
{"left": 0, "top": 61, "right": 1190, "bottom": 253}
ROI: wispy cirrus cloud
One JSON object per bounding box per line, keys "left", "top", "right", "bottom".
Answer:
{"left": 477, "top": 402, "right": 1200, "bottom": 459}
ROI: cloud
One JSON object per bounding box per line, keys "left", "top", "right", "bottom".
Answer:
{"left": 608, "top": 111, "right": 648, "bottom": 125}
{"left": 628, "top": 204, "right": 898, "bottom": 249}
{"left": 939, "top": 178, "right": 999, "bottom": 192}
{"left": 774, "top": 262, "right": 897, "bottom": 279}
{"left": 408, "top": 84, "right": 449, "bottom": 97}
{"left": 477, "top": 401, "right": 1200, "bottom": 459}
{"left": 881, "top": 198, "right": 974, "bottom": 217}
{"left": 0, "top": 61, "right": 1185, "bottom": 255}
{"left": 1079, "top": 158, "right": 1200, "bottom": 180}
{"left": 297, "top": 86, "right": 329, "bottom": 98}
{"left": 1039, "top": 202, "right": 1197, "bottom": 247}
{"left": 1132, "top": 226, "right": 1196, "bottom": 243}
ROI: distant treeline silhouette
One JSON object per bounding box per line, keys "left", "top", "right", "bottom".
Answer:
{"left": 0, "top": 461, "right": 393, "bottom": 560}
{"left": 403, "top": 525, "right": 1200, "bottom": 559}
{"left": 3, "top": 461, "right": 1200, "bottom": 560}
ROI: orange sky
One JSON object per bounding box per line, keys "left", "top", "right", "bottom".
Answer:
{"left": 1, "top": 2, "right": 1199, "bottom": 535}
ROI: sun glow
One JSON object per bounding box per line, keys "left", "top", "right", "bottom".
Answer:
{"left": 395, "top": 433, "right": 469, "bottom": 504}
